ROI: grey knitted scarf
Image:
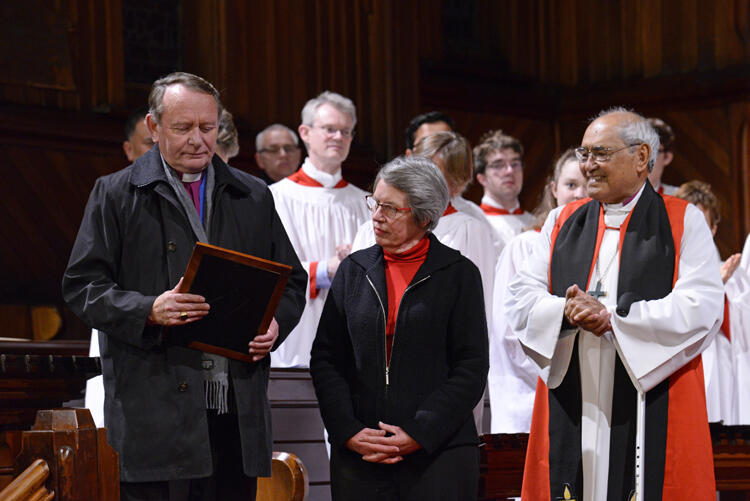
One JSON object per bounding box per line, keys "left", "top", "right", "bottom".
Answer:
{"left": 161, "top": 156, "right": 229, "bottom": 414}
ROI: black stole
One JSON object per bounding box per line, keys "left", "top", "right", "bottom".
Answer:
{"left": 548, "top": 182, "right": 675, "bottom": 501}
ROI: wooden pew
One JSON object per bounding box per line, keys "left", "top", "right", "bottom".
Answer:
{"left": 0, "top": 459, "right": 54, "bottom": 501}
{"left": 0, "top": 340, "right": 118, "bottom": 499}
{"left": 257, "top": 451, "right": 309, "bottom": 501}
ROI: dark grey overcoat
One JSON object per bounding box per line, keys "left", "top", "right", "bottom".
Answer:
{"left": 62, "top": 146, "right": 307, "bottom": 482}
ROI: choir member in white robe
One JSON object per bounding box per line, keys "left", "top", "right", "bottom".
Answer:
{"left": 675, "top": 180, "right": 742, "bottom": 424}
{"left": 506, "top": 109, "right": 724, "bottom": 501}
{"left": 726, "top": 233, "right": 750, "bottom": 424}
{"left": 403, "top": 110, "right": 453, "bottom": 156}
{"left": 270, "top": 92, "right": 369, "bottom": 368}
{"left": 402, "top": 111, "right": 505, "bottom": 254}
{"left": 351, "top": 131, "right": 497, "bottom": 432}
{"left": 489, "top": 148, "right": 586, "bottom": 434}
{"left": 473, "top": 130, "right": 535, "bottom": 247}
{"left": 702, "top": 246, "right": 738, "bottom": 423}
{"left": 451, "top": 195, "right": 505, "bottom": 255}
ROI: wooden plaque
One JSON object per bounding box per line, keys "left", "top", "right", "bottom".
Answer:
{"left": 174, "top": 242, "right": 292, "bottom": 362}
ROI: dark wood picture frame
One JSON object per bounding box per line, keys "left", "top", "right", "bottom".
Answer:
{"left": 175, "top": 242, "right": 292, "bottom": 362}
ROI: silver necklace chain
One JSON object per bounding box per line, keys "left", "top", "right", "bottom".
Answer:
{"left": 594, "top": 230, "right": 620, "bottom": 286}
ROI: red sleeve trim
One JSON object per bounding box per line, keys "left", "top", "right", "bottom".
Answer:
{"left": 309, "top": 261, "right": 319, "bottom": 299}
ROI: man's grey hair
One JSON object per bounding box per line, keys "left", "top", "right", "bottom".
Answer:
{"left": 255, "top": 124, "right": 299, "bottom": 151}
{"left": 301, "top": 91, "right": 357, "bottom": 127}
{"left": 374, "top": 155, "right": 449, "bottom": 232}
{"left": 595, "top": 106, "right": 660, "bottom": 172}
{"left": 148, "top": 72, "right": 222, "bottom": 125}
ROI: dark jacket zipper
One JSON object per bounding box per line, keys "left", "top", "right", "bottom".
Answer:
{"left": 367, "top": 274, "right": 431, "bottom": 396}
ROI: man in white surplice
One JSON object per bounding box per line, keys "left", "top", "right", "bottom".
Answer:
{"left": 506, "top": 108, "right": 724, "bottom": 501}
{"left": 270, "top": 91, "right": 369, "bottom": 368}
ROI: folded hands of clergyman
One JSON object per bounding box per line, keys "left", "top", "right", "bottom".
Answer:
{"left": 564, "top": 284, "right": 612, "bottom": 336}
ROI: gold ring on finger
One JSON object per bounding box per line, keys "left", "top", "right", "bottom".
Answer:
{"left": 180, "top": 311, "right": 188, "bottom": 321}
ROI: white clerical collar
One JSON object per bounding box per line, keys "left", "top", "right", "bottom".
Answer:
{"left": 481, "top": 194, "right": 520, "bottom": 212}
{"left": 159, "top": 153, "right": 204, "bottom": 182}
{"left": 302, "top": 157, "right": 342, "bottom": 188}
{"left": 181, "top": 172, "right": 202, "bottom": 182}
{"left": 602, "top": 182, "right": 646, "bottom": 214}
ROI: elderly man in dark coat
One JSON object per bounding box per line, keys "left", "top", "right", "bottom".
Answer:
{"left": 62, "top": 72, "right": 306, "bottom": 501}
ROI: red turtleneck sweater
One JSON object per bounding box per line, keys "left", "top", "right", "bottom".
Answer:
{"left": 383, "top": 237, "right": 430, "bottom": 364}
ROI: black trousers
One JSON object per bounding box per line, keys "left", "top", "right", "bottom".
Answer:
{"left": 329, "top": 444, "right": 478, "bottom": 501}
{"left": 120, "top": 406, "right": 257, "bottom": 501}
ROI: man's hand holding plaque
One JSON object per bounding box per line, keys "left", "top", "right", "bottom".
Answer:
{"left": 149, "top": 277, "right": 211, "bottom": 326}
{"left": 173, "top": 242, "right": 292, "bottom": 362}
{"left": 249, "top": 317, "right": 278, "bottom": 361}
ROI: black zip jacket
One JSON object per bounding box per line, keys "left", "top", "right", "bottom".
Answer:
{"left": 310, "top": 233, "right": 489, "bottom": 454}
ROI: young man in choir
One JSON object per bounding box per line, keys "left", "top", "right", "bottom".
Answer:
{"left": 64, "top": 72, "right": 307, "bottom": 500}
{"left": 122, "top": 107, "right": 155, "bottom": 162}
{"left": 474, "top": 130, "right": 535, "bottom": 248}
{"left": 254, "top": 123, "right": 302, "bottom": 184}
{"left": 506, "top": 108, "right": 724, "bottom": 501}
{"left": 269, "top": 91, "right": 370, "bottom": 368}
{"left": 403, "top": 110, "right": 453, "bottom": 156}
{"left": 647, "top": 117, "right": 678, "bottom": 195}
{"left": 403, "top": 112, "right": 504, "bottom": 253}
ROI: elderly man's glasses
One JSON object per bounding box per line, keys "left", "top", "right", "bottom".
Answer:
{"left": 259, "top": 145, "right": 299, "bottom": 155}
{"left": 365, "top": 196, "right": 411, "bottom": 219}
{"left": 575, "top": 144, "right": 639, "bottom": 164}
{"left": 312, "top": 125, "right": 355, "bottom": 138}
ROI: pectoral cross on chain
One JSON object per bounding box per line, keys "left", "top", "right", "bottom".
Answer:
{"left": 588, "top": 280, "right": 607, "bottom": 299}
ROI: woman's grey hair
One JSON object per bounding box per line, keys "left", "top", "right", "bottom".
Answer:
{"left": 595, "top": 106, "right": 660, "bottom": 172}
{"left": 374, "top": 155, "right": 449, "bottom": 232}
{"left": 148, "top": 72, "right": 222, "bottom": 125}
{"left": 255, "top": 124, "right": 299, "bottom": 151}
{"left": 301, "top": 91, "right": 357, "bottom": 127}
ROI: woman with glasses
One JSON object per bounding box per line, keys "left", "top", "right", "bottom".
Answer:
{"left": 310, "top": 156, "right": 489, "bottom": 501}
{"left": 351, "top": 131, "right": 497, "bottom": 365}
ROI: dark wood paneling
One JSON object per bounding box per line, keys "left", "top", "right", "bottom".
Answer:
{"left": 0, "top": 0, "right": 124, "bottom": 112}
{"left": 183, "top": 0, "right": 420, "bottom": 160}
{"left": 0, "top": 0, "right": 748, "bottom": 338}
{"left": 462, "top": 0, "right": 750, "bottom": 86}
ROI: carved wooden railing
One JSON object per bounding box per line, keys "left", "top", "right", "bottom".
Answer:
{"left": 0, "top": 458, "right": 54, "bottom": 501}
{"left": 0, "top": 340, "right": 118, "bottom": 500}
